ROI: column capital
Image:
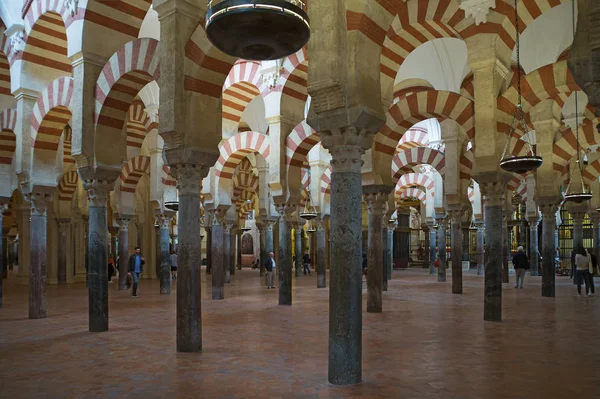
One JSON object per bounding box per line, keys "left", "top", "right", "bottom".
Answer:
{"left": 209, "top": 204, "right": 230, "bottom": 226}
{"left": 538, "top": 200, "right": 559, "bottom": 221}
{"left": 275, "top": 203, "right": 294, "bottom": 221}
{"left": 25, "top": 191, "right": 53, "bottom": 217}
{"left": 83, "top": 179, "right": 113, "bottom": 207}
{"left": 56, "top": 218, "right": 71, "bottom": 235}
{"left": 479, "top": 181, "right": 505, "bottom": 208}
{"left": 117, "top": 217, "right": 132, "bottom": 231}
{"left": 320, "top": 127, "right": 372, "bottom": 173}
{"left": 171, "top": 164, "right": 207, "bottom": 195}
{"left": 107, "top": 226, "right": 119, "bottom": 236}
{"left": 589, "top": 213, "right": 600, "bottom": 225}
{"left": 363, "top": 185, "right": 393, "bottom": 215}
{"left": 527, "top": 217, "right": 540, "bottom": 228}
{"left": 154, "top": 211, "right": 175, "bottom": 229}
{"left": 447, "top": 207, "right": 465, "bottom": 223}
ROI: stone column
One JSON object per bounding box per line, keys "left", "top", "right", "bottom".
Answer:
{"left": 428, "top": 223, "right": 437, "bottom": 275}
{"left": 480, "top": 182, "right": 505, "bottom": 322}
{"left": 7, "top": 236, "right": 15, "bottom": 271}
{"left": 476, "top": 222, "right": 485, "bottom": 275}
{"left": 502, "top": 214, "right": 509, "bottom": 284}
{"left": 294, "top": 221, "right": 303, "bottom": 277}
{"left": 528, "top": 217, "right": 540, "bottom": 276}
{"left": 173, "top": 165, "right": 205, "bottom": 352}
{"left": 423, "top": 224, "right": 430, "bottom": 273}
{"left": 0, "top": 205, "right": 7, "bottom": 308}
{"left": 224, "top": 223, "right": 232, "bottom": 283}
{"left": 56, "top": 219, "right": 69, "bottom": 283}
{"left": 265, "top": 218, "right": 275, "bottom": 257}
{"left": 571, "top": 210, "right": 586, "bottom": 284}
{"left": 276, "top": 204, "right": 293, "bottom": 305}
{"left": 397, "top": 210, "right": 410, "bottom": 269}
{"left": 316, "top": 216, "right": 328, "bottom": 288}
{"left": 364, "top": 186, "right": 391, "bottom": 313}
{"left": 171, "top": 234, "right": 178, "bottom": 253}
{"left": 237, "top": 228, "right": 242, "bottom": 270}
{"left": 448, "top": 208, "right": 464, "bottom": 294}
{"left": 205, "top": 229, "right": 211, "bottom": 274}
{"left": 117, "top": 217, "right": 131, "bottom": 290}
{"left": 435, "top": 217, "right": 447, "bottom": 282}
{"left": 156, "top": 213, "right": 174, "bottom": 294}
{"left": 540, "top": 202, "right": 558, "bottom": 297}
{"left": 382, "top": 227, "right": 388, "bottom": 291}
{"left": 592, "top": 215, "right": 600, "bottom": 271}
{"left": 387, "top": 223, "right": 395, "bottom": 281}
{"left": 83, "top": 181, "right": 111, "bottom": 331}
{"left": 16, "top": 204, "right": 30, "bottom": 285}
{"left": 323, "top": 140, "right": 365, "bottom": 385}
{"left": 230, "top": 225, "right": 238, "bottom": 275}
{"left": 26, "top": 191, "right": 53, "bottom": 319}
{"left": 257, "top": 221, "right": 266, "bottom": 276}
{"left": 211, "top": 208, "right": 227, "bottom": 300}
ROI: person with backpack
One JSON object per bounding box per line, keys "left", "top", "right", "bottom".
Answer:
{"left": 575, "top": 246, "right": 593, "bottom": 296}
{"left": 512, "top": 246, "right": 530, "bottom": 289}
{"left": 264, "top": 252, "right": 276, "bottom": 289}
{"left": 302, "top": 251, "right": 311, "bottom": 276}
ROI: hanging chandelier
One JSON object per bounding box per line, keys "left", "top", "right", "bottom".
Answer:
{"left": 499, "top": 0, "right": 543, "bottom": 174}
{"left": 299, "top": 190, "right": 318, "bottom": 220}
{"left": 165, "top": 189, "right": 179, "bottom": 212}
{"left": 564, "top": 0, "right": 591, "bottom": 204}
{"left": 205, "top": 0, "right": 310, "bottom": 61}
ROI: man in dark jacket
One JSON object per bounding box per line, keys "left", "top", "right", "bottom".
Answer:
{"left": 264, "top": 252, "right": 276, "bottom": 289}
{"left": 302, "top": 251, "right": 311, "bottom": 276}
{"left": 512, "top": 246, "right": 529, "bottom": 289}
{"left": 128, "top": 247, "right": 145, "bottom": 297}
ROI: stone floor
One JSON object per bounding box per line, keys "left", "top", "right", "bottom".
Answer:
{"left": 1, "top": 268, "right": 599, "bottom": 399}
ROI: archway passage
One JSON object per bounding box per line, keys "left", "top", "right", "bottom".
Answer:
{"left": 0, "top": 109, "right": 17, "bottom": 165}
{"left": 22, "top": 11, "right": 71, "bottom": 74}
{"left": 242, "top": 233, "right": 254, "bottom": 255}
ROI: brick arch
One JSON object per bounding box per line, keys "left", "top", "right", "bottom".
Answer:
{"left": 215, "top": 132, "right": 270, "bottom": 178}
{"left": 459, "top": 149, "right": 473, "bottom": 181}
{"left": 237, "top": 189, "right": 257, "bottom": 218}
{"left": 320, "top": 165, "right": 332, "bottom": 196}
{"left": 396, "top": 127, "right": 429, "bottom": 153}
{"left": 222, "top": 60, "right": 267, "bottom": 124}
{"left": 553, "top": 120, "right": 600, "bottom": 171}
{"left": 395, "top": 173, "right": 435, "bottom": 205}
{"left": 375, "top": 90, "right": 474, "bottom": 156}
{"left": 161, "top": 165, "right": 177, "bottom": 188}
{"left": 0, "top": 108, "right": 16, "bottom": 165}
{"left": 31, "top": 76, "right": 74, "bottom": 150}
{"left": 21, "top": 5, "right": 71, "bottom": 74}
{"left": 392, "top": 147, "right": 446, "bottom": 182}
{"left": 398, "top": 187, "right": 426, "bottom": 203}
{"left": 126, "top": 99, "right": 148, "bottom": 151}
{"left": 280, "top": 48, "right": 308, "bottom": 112}
{"left": 583, "top": 159, "right": 600, "bottom": 183}
{"left": 57, "top": 171, "right": 79, "bottom": 202}
{"left": 120, "top": 155, "right": 151, "bottom": 193}
{"left": 0, "top": 44, "right": 10, "bottom": 97}
{"left": 460, "top": 73, "right": 474, "bottom": 100}
{"left": 232, "top": 158, "right": 259, "bottom": 203}
{"left": 94, "top": 38, "right": 159, "bottom": 137}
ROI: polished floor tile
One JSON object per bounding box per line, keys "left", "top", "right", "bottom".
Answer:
{"left": 1, "top": 268, "right": 598, "bottom": 398}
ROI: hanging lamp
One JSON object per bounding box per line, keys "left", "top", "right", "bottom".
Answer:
{"left": 499, "top": 0, "right": 543, "bottom": 174}
{"left": 205, "top": 0, "right": 310, "bottom": 61}
{"left": 564, "top": 0, "right": 592, "bottom": 204}
{"left": 306, "top": 220, "right": 316, "bottom": 233}
{"left": 299, "top": 191, "right": 318, "bottom": 220}
{"left": 165, "top": 189, "right": 179, "bottom": 212}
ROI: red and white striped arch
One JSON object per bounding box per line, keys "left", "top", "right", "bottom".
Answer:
{"left": 553, "top": 116, "right": 600, "bottom": 170}
{"left": 22, "top": 3, "right": 71, "bottom": 74}
{"left": 460, "top": 73, "right": 474, "bottom": 100}
{"left": 398, "top": 187, "right": 426, "bottom": 203}
{"left": 215, "top": 132, "right": 270, "bottom": 179}
{"left": 394, "top": 173, "right": 435, "bottom": 204}
{"left": 396, "top": 127, "right": 429, "bottom": 153}
{"left": 0, "top": 32, "right": 10, "bottom": 97}
{"left": 459, "top": 149, "right": 473, "bottom": 181}
{"left": 583, "top": 158, "right": 600, "bottom": 183}
{"left": 80, "top": 0, "right": 152, "bottom": 39}
{"left": 0, "top": 109, "right": 17, "bottom": 165}
{"left": 57, "top": 171, "right": 79, "bottom": 202}
{"left": 237, "top": 189, "right": 257, "bottom": 218}
{"left": 320, "top": 165, "right": 332, "bottom": 196}
{"left": 120, "top": 155, "right": 151, "bottom": 193}
{"left": 31, "top": 76, "right": 74, "bottom": 152}
{"left": 232, "top": 159, "right": 258, "bottom": 203}
{"left": 392, "top": 147, "right": 446, "bottom": 182}
{"left": 375, "top": 90, "right": 474, "bottom": 156}
{"left": 222, "top": 60, "right": 267, "bottom": 123}
{"left": 62, "top": 125, "right": 75, "bottom": 167}
{"left": 94, "top": 38, "right": 159, "bottom": 137}
{"left": 161, "top": 165, "right": 177, "bottom": 188}
{"left": 126, "top": 99, "right": 148, "bottom": 150}
{"left": 280, "top": 48, "right": 308, "bottom": 109}
{"left": 286, "top": 120, "right": 319, "bottom": 167}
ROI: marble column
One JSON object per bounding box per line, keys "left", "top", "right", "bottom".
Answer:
{"left": 436, "top": 217, "right": 447, "bottom": 282}
{"left": 7, "top": 237, "right": 15, "bottom": 271}
{"left": 0, "top": 205, "right": 7, "bottom": 308}
{"left": 237, "top": 228, "right": 242, "bottom": 270}
{"left": 16, "top": 204, "right": 30, "bottom": 285}
{"left": 230, "top": 226, "right": 238, "bottom": 275}
{"left": 265, "top": 218, "right": 275, "bottom": 260}
{"left": 428, "top": 224, "right": 437, "bottom": 275}
{"left": 423, "top": 225, "right": 430, "bottom": 273}
{"left": 364, "top": 187, "right": 390, "bottom": 313}
{"left": 171, "top": 234, "right": 178, "bottom": 253}
{"left": 480, "top": 182, "right": 504, "bottom": 321}
{"left": 382, "top": 227, "right": 388, "bottom": 291}
{"left": 174, "top": 165, "right": 205, "bottom": 352}
{"left": 224, "top": 223, "right": 232, "bottom": 283}
{"left": 205, "top": 228, "right": 212, "bottom": 275}
{"left": 2, "top": 235, "right": 7, "bottom": 279}
{"left": 257, "top": 221, "right": 266, "bottom": 276}
{"left": 476, "top": 223, "right": 485, "bottom": 276}
{"left": 276, "top": 204, "right": 292, "bottom": 305}
{"left": 57, "top": 219, "right": 69, "bottom": 283}
{"left": 316, "top": 216, "right": 327, "bottom": 288}
{"left": 27, "top": 192, "right": 52, "bottom": 319}
{"left": 83, "top": 182, "right": 111, "bottom": 331}
{"left": 117, "top": 218, "right": 131, "bottom": 290}
{"left": 325, "top": 142, "right": 364, "bottom": 385}
{"left": 540, "top": 203, "right": 558, "bottom": 297}
{"left": 156, "top": 213, "right": 173, "bottom": 294}
{"left": 387, "top": 223, "right": 395, "bottom": 280}
{"left": 211, "top": 208, "right": 226, "bottom": 300}
{"left": 397, "top": 211, "right": 410, "bottom": 269}
{"left": 449, "top": 208, "right": 464, "bottom": 294}
{"left": 294, "top": 222, "right": 303, "bottom": 277}
{"left": 502, "top": 214, "right": 509, "bottom": 284}
{"left": 528, "top": 218, "right": 540, "bottom": 276}
{"left": 592, "top": 215, "right": 600, "bottom": 272}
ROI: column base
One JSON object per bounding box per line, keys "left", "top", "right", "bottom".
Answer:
{"left": 317, "top": 273, "right": 326, "bottom": 288}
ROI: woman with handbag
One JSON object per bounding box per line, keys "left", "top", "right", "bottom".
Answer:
{"left": 574, "top": 246, "right": 593, "bottom": 297}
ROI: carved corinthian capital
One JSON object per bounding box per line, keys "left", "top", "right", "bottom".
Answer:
{"left": 460, "top": 0, "right": 496, "bottom": 26}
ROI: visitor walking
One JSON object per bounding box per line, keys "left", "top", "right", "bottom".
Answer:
{"left": 170, "top": 250, "right": 178, "bottom": 281}
{"left": 127, "top": 247, "right": 145, "bottom": 298}
{"left": 107, "top": 255, "right": 116, "bottom": 283}
{"left": 512, "top": 246, "right": 529, "bottom": 289}
{"left": 303, "top": 251, "right": 311, "bottom": 276}
{"left": 265, "top": 251, "right": 276, "bottom": 289}
{"left": 574, "top": 246, "right": 592, "bottom": 297}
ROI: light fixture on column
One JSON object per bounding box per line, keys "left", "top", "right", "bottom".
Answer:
{"left": 205, "top": 0, "right": 310, "bottom": 60}
{"left": 164, "top": 190, "right": 179, "bottom": 212}
{"left": 499, "top": 0, "right": 543, "bottom": 174}
{"left": 564, "top": 0, "right": 592, "bottom": 204}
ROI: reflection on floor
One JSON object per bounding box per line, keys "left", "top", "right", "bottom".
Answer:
{"left": 1, "top": 268, "right": 599, "bottom": 398}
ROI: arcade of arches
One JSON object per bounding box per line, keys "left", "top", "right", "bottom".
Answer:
{"left": 1, "top": 0, "right": 600, "bottom": 397}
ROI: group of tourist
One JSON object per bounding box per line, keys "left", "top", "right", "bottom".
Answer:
{"left": 262, "top": 251, "right": 313, "bottom": 289}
